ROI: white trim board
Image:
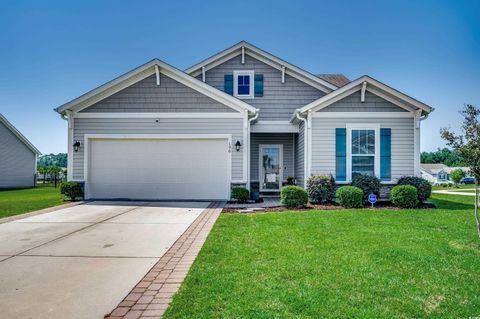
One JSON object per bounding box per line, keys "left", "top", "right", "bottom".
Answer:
{"left": 185, "top": 41, "right": 337, "bottom": 93}
{"left": 312, "top": 112, "right": 414, "bottom": 118}
{"left": 74, "top": 112, "right": 244, "bottom": 119}
{"left": 251, "top": 121, "right": 299, "bottom": 133}
{"left": 55, "top": 59, "right": 257, "bottom": 115}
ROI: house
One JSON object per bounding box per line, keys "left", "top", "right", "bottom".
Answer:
{"left": 421, "top": 163, "right": 471, "bottom": 184}
{"left": 0, "top": 114, "right": 41, "bottom": 188}
{"left": 54, "top": 41, "right": 433, "bottom": 200}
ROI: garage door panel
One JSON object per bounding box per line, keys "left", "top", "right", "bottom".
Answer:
{"left": 87, "top": 138, "right": 229, "bottom": 200}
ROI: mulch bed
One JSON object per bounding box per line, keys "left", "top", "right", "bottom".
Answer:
{"left": 222, "top": 201, "right": 436, "bottom": 213}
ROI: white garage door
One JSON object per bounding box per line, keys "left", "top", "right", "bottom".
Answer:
{"left": 86, "top": 138, "right": 230, "bottom": 200}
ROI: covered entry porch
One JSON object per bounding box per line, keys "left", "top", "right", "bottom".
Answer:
{"left": 249, "top": 132, "right": 303, "bottom": 193}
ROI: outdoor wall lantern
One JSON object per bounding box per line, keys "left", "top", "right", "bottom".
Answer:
{"left": 235, "top": 140, "right": 242, "bottom": 152}
{"left": 73, "top": 141, "right": 81, "bottom": 152}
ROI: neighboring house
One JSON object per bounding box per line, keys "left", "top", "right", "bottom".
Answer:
{"left": 55, "top": 41, "right": 434, "bottom": 200}
{"left": 0, "top": 114, "right": 41, "bottom": 188}
{"left": 421, "top": 163, "right": 471, "bottom": 184}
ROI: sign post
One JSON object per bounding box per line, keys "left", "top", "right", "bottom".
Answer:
{"left": 368, "top": 193, "right": 377, "bottom": 208}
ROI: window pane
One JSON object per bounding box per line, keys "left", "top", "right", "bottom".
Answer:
{"left": 237, "top": 74, "right": 251, "bottom": 95}
{"left": 352, "top": 156, "right": 374, "bottom": 177}
{"left": 352, "top": 130, "right": 375, "bottom": 155}
{"left": 238, "top": 85, "right": 250, "bottom": 95}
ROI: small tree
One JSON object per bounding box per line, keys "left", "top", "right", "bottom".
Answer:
{"left": 37, "top": 166, "right": 47, "bottom": 184}
{"left": 450, "top": 168, "right": 465, "bottom": 187}
{"left": 47, "top": 166, "right": 63, "bottom": 188}
{"left": 441, "top": 104, "right": 480, "bottom": 237}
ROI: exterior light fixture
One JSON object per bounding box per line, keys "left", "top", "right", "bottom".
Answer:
{"left": 235, "top": 140, "right": 242, "bottom": 152}
{"left": 73, "top": 141, "right": 81, "bottom": 152}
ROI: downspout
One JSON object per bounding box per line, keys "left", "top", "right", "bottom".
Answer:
{"left": 295, "top": 109, "right": 308, "bottom": 187}
{"left": 246, "top": 110, "right": 259, "bottom": 190}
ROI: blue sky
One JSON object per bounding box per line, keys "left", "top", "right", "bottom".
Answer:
{"left": 1, "top": 0, "right": 479, "bottom": 154}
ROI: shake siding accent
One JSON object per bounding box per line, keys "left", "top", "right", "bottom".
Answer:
{"left": 311, "top": 118, "right": 414, "bottom": 181}
{"left": 197, "top": 54, "right": 325, "bottom": 120}
{"left": 295, "top": 121, "right": 305, "bottom": 187}
{"left": 319, "top": 91, "right": 408, "bottom": 112}
{"left": 250, "top": 133, "right": 294, "bottom": 182}
{"left": 72, "top": 118, "right": 244, "bottom": 181}
{"left": 0, "top": 122, "right": 36, "bottom": 188}
{"left": 80, "top": 74, "right": 235, "bottom": 113}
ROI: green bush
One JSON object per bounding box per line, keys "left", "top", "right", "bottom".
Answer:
{"left": 60, "top": 181, "right": 83, "bottom": 201}
{"left": 336, "top": 186, "right": 363, "bottom": 208}
{"left": 231, "top": 187, "right": 250, "bottom": 203}
{"left": 306, "top": 175, "right": 336, "bottom": 204}
{"left": 281, "top": 186, "right": 308, "bottom": 208}
{"left": 351, "top": 174, "right": 381, "bottom": 202}
{"left": 397, "top": 176, "right": 432, "bottom": 203}
{"left": 390, "top": 185, "right": 418, "bottom": 208}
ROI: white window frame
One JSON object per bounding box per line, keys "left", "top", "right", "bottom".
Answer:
{"left": 346, "top": 124, "right": 380, "bottom": 181}
{"left": 233, "top": 70, "right": 254, "bottom": 99}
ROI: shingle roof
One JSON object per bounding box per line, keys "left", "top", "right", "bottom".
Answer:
{"left": 316, "top": 74, "right": 350, "bottom": 87}
{"left": 421, "top": 163, "right": 470, "bottom": 174}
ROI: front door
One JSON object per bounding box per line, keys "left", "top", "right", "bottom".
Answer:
{"left": 259, "top": 144, "right": 283, "bottom": 191}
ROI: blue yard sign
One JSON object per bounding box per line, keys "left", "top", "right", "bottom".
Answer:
{"left": 368, "top": 193, "right": 377, "bottom": 208}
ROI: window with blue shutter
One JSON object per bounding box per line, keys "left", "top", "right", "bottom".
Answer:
{"left": 336, "top": 128, "right": 347, "bottom": 181}
{"left": 224, "top": 74, "right": 233, "bottom": 95}
{"left": 380, "top": 128, "right": 391, "bottom": 181}
{"left": 254, "top": 74, "right": 263, "bottom": 97}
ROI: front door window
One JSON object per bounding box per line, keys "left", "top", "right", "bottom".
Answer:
{"left": 260, "top": 145, "right": 282, "bottom": 191}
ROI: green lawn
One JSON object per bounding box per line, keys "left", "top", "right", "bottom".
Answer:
{"left": 0, "top": 185, "right": 65, "bottom": 218}
{"left": 164, "top": 193, "right": 480, "bottom": 319}
{"left": 432, "top": 184, "right": 475, "bottom": 190}
{"left": 447, "top": 189, "right": 476, "bottom": 193}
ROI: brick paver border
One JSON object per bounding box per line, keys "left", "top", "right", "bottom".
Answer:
{"left": 105, "top": 201, "right": 224, "bottom": 319}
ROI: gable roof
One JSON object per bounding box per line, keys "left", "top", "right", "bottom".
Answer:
{"left": 55, "top": 58, "right": 257, "bottom": 114}
{"left": 298, "top": 75, "right": 434, "bottom": 114}
{"left": 316, "top": 74, "right": 350, "bottom": 87}
{"left": 0, "top": 114, "right": 41, "bottom": 155}
{"left": 185, "top": 41, "right": 338, "bottom": 93}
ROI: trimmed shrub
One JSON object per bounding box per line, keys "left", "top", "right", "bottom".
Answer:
{"left": 351, "top": 174, "right": 381, "bottom": 202}
{"left": 390, "top": 185, "right": 418, "bottom": 208}
{"left": 306, "top": 175, "right": 336, "bottom": 204}
{"left": 60, "top": 181, "right": 83, "bottom": 201}
{"left": 336, "top": 186, "right": 363, "bottom": 208}
{"left": 397, "top": 176, "right": 432, "bottom": 203}
{"left": 231, "top": 187, "right": 250, "bottom": 203}
{"left": 281, "top": 186, "right": 308, "bottom": 208}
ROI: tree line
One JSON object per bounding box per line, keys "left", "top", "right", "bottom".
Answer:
{"left": 421, "top": 148, "right": 464, "bottom": 166}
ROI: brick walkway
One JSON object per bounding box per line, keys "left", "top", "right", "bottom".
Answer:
{"left": 105, "top": 201, "right": 224, "bottom": 319}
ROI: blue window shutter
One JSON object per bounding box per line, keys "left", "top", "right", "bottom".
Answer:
{"left": 254, "top": 74, "right": 264, "bottom": 97}
{"left": 380, "top": 128, "right": 391, "bottom": 181}
{"left": 336, "top": 128, "right": 347, "bottom": 181}
{"left": 224, "top": 74, "right": 233, "bottom": 95}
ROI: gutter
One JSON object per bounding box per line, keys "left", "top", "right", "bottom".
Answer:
{"left": 295, "top": 109, "right": 308, "bottom": 184}
{"left": 246, "top": 110, "right": 259, "bottom": 190}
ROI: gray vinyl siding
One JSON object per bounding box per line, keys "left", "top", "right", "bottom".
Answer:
{"left": 319, "top": 91, "right": 408, "bottom": 112}
{"left": 81, "top": 74, "right": 235, "bottom": 113}
{"left": 198, "top": 54, "right": 325, "bottom": 120}
{"left": 250, "top": 133, "right": 294, "bottom": 182}
{"left": 311, "top": 117, "right": 414, "bottom": 181}
{"left": 295, "top": 121, "right": 305, "bottom": 187}
{"left": 0, "top": 122, "right": 36, "bottom": 188}
{"left": 72, "top": 118, "right": 244, "bottom": 181}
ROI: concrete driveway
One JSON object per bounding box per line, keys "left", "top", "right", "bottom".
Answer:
{"left": 0, "top": 201, "right": 209, "bottom": 319}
